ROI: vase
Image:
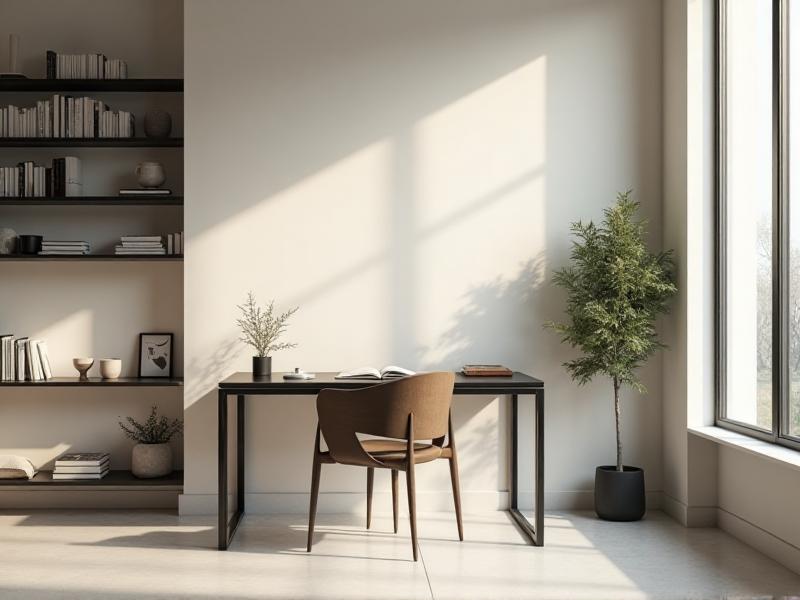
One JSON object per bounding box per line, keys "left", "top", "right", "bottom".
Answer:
{"left": 99, "top": 358, "right": 122, "bottom": 379}
{"left": 18, "top": 234, "right": 42, "bottom": 255}
{"left": 136, "top": 162, "right": 166, "bottom": 188}
{"left": 253, "top": 356, "right": 272, "bottom": 378}
{"left": 131, "top": 443, "right": 172, "bottom": 479}
{"left": 144, "top": 109, "right": 172, "bottom": 138}
{"left": 594, "top": 465, "right": 646, "bottom": 521}
{"left": 0, "top": 228, "right": 17, "bottom": 254}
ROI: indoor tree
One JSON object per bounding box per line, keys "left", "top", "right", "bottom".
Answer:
{"left": 548, "top": 191, "right": 676, "bottom": 471}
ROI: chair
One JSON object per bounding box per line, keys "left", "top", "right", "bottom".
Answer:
{"left": 306, "top": 372, "right": 462, "bottom": 561}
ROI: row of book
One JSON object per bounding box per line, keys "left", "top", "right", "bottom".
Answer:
{"left": 0, "top": 336, "right": 53, "bottom": 382}
{"left": 53, "top": 453, "right": 109, "bottom": 480}
{"left": 0, "top": 96, "right": 134, "bottom": 138}
{"left": 115, "top": 235, "right": 168, "bottom": 256}
{"left": 0, "top": 157, "right": 82, "bottom": 197}
{"left": 40, "top": 241, "right": 90, "bottom": 256}
{"left": 46, "top": 51, "right": 128, "bottom": 80}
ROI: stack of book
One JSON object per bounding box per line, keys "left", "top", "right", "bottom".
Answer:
{"left": 0, "top": 157, "right": 82, "bottom": 198}
{"left": 115, "top": 235, "right": 165, "bottom": 256}
{"left": 46, "top": 51, "right": 127, "bottom": 80}
{"left": 0, "top": 335, "right": 52, "bottom": 382}
{"left": 40, "top": 240, "right": 90, "bottom": 256}
{"left": 0, "top": 96, "right": 134, "bottom": 138}
{"left": 461, "top": 364, "right": 513, "bottom": 377}
{"left": 52, "top": 453, "right": 110, "bottom": 480}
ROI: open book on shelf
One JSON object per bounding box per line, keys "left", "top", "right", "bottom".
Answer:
{"left": 335, "top": 366, "right": 416, "bottom": 380}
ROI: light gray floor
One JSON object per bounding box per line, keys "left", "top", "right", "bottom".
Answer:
{"left": 0, "top": 510, "right": 797, "bottom": 599}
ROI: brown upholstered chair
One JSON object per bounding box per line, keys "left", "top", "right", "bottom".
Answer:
{"left": 306, "top": 372, "right": 462, "bottom": 561}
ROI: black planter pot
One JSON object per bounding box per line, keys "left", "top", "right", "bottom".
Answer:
{"left": 252, "top": 356, "right": 272, "bottom": 378}
{"left": 18, "top": 234, "right": 43, "bottom": 255}
{"left": 594, "top": 465, "right": 645, "bottom": 521}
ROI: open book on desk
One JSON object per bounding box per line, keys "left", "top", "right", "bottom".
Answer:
{"left": 335, "top": 366, "right": 416, "bottom": 380}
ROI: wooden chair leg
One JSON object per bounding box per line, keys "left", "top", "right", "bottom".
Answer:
{"left": 391, "top": 469, "right": 399, "bottom": 534}
{"left": 448, "top": 413, "right": 464, "bottom": 541}
{"left": 307, "top": 427, "right": 322, "bottom": 553}
{"left": 366, "top": 467, "right": 374, "bottom": 529}
{"left": 406, "top": 414, "right": 418, "bottom": 561}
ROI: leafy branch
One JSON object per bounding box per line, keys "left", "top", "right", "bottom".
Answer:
{"left": 118, "top": 405, "right": 183, "bottom": 444}
{"left": 236, "top": 292, "right": 298, "bottom": 357}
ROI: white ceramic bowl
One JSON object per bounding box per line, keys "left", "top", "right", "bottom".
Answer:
{"left": 72, "top": 357, "right": 94, "bottom": 370}
{"left": 99, "top": 358, "right": 122, "bottom": 379}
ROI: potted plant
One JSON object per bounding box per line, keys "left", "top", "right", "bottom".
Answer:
{"left": 548, "top": 191, "right": 676, "bottom": 521}
{"left": 119, "top": 405, "right": 183, "bottom": 479}
{"left": 236, "top": 291, "right": 298, "bottom": 378}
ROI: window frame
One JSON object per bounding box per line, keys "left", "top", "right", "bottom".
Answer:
{"left": 716, "top": 0, "right": 800, "bottom": 451}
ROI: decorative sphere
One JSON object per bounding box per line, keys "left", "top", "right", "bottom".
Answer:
{"left": 0, "top": 228, "right": 18, "bottom": 254}
{"left": 144, "top": 109, "right": 172, "bottom": 138}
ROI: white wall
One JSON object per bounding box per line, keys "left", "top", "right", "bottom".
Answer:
{"left": 183, "top": 0, "right": 664, "bottom": 514}
{"left": 0, "top": 0, "right": 184, "bottom": 496}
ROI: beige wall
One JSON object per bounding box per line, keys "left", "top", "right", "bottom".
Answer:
{"left": 0, "top": 0, "right": 184, "bottom": 493}
{"left": 183, "top": 0, "right": 664, "bottom": 514}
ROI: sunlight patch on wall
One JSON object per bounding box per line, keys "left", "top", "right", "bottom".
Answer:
{"left": 32, "top": 309, "right": 94, "bottom": 375}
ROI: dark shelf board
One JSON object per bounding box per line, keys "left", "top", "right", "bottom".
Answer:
{"left": 0, "top": 470, "right": 184, "bottom": 490}
{"left": 0, "top": 195, "right": 182, "bottom": 206}
{"left": 0, "top": 79, "right": 183, "bottom": 93}
{"left": 0, "top": 377, "right": 183, "bottom": 387}
{"left": 0, "top": 254, "right": 183, "bottom": 262}
{"left": 0, "top": 138, "right": 183, "bottom": 148}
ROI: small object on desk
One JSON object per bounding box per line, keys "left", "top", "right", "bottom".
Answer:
{"left": 335, "top": 365, "right": 415, "bottom": 380}
{"left": 461, "top": 364, "right": 513, "bottom": 377}
{"left": 283, "top": 368, "right": 315, "bottom": 380}
{"left": 73, "top": 357, "right": 94, "bottom": 381}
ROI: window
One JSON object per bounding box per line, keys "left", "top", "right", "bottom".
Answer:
{"left": 718, "top": 0, "right": 800, "bottom": 449}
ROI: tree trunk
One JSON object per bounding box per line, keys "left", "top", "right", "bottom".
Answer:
{"left": 614, "top": 376, "right": 622, "bottom": 472}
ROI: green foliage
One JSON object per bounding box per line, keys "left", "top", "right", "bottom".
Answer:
{"left": 547, "top": 191, "right": 676, "bottom": 392}
{"left": 236, "top": 292, "right": 298, "bottom": 357}
{"left": 118, "top": 405, "right": 183, "bottom": 444}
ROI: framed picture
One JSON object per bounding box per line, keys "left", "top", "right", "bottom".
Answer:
{"left": 138, "top": 333, "right": 174, "bottom": 378}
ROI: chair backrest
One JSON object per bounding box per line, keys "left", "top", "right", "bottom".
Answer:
{"left": 316, "top": 372, "right": 455, "bottom": 467}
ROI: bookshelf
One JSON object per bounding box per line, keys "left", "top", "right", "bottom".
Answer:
{"left": 0, "top": 377, "right": 183, "bottom": 387}
{"left": 0, "top": 254, "right": 183, "bottom": 262}
{"left": 0, "top": 470, "right": 183, "bottom": 490}
{"left": 0, "top": 79, "right": 183, "bottom": 93}
{"left": 0, "top": 195, "right": 183, "bottom": 206}
{"left": 0, "top": 138, "right": 183, "bottom": 148}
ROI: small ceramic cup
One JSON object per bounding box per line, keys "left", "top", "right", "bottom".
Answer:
{"left": 72, "top": 357, "right": 94, "bottom": 381}
{"left": 99, "top": 358, "right": 122, "bottom": 380}
{"left": 135, "top": 162, "right": 166, "bottom": 188}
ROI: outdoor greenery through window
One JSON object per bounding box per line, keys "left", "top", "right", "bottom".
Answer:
{"left": 718, "top": 0, "right": 800, "bottom": 447}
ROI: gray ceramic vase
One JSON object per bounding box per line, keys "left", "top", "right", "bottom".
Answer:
{"left": 144, "top": 109, "right": 172, "bottom": 138}
{"left": 131, "top": 443, "right": 172, "bottom": 479}
{"left": 0, "top": 228, "right": 18, "bottom": 254}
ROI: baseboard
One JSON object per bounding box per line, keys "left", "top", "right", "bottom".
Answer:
{"left": 717, "top": 508, "right": 800, "bottom": 575}
{"left": 521, "top": 490, "right": 663, "bottom": 511}
{"left": 179, "top": 490, "right": 508, "bottom": 516}
{"left": 661, "top": 494, "right": 717, "bottom": 527}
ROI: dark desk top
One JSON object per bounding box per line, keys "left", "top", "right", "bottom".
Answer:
{"left": 219, "top": 371, "right": 543, "bottom": 395}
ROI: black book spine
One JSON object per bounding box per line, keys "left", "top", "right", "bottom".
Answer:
{"left": 46, "top": 51, "right": 56, "bottom": 80}
{"left": 17, "top": 163, "right": 23, "bottom": 198}
{"left": 45, "top": 167, "right": 52, "bottom": 198}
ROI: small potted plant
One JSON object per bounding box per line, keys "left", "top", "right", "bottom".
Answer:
{"left": 548, "top": 191, "right": 676, "bottom": 521}
{"left": 119, "top": 406, "right": 183, "bottom": 479}
{"left": 236, "top": 291, "right": 298, "bottom": 378}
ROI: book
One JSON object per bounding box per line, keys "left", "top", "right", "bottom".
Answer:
{"left": 53, "top": 465, "right": 108, "bottom": 474}
{"left": 14, "top": 338, "right": 27, "bottom": 381}
{"left": 54, "top": 453, "right": 109, "bottom": 467}
{"left": 120, "top": 236, "right": 162, "bottom": 243}
{"left": 119, "top": 189, "right": 172, "bottom": 195}
{"left": 461, "top": 364, "right": 514, "bottom": 377}
{"left": 52, "top": 469, "right": 109, "bottom": 480}
{"left": 0, "top": 335, "right": 12, "bottom": 381}
{"left": 335, "top": 366, "right": 416, "bottom": 380}
{"left": 37, "top": 341, "right": 52, "bottom": 380}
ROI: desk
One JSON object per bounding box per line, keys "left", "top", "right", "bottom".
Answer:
{"left": 217, "top": 371, "right": 544, "bottom": 550}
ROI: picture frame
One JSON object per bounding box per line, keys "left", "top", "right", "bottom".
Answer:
{"left": 138, "top": 333, "right": 174, "bottom": 378}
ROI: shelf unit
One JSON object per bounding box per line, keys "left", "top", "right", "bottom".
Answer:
{"left": 0, "top": 196, "right": 182, "bottom": 206}
{"left": 0, "top": 470, "right": 183, "bottom": 490}
{"left": 0, "top": 68, "right": 184, "bottom": 504}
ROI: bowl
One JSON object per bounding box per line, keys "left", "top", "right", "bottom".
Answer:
{"left": 72, "top": 357, "right": 94, "bottom": 381}
{"left": 99, "top": 358, "right": 122, "bottom": 379}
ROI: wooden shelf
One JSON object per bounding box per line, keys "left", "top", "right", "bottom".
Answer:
{"left": 0, "top": 79, "right": 183, "bottom": 93}
{"left": 0, "top": 470, "right": 184, "bottom": 490}
{"left": 0, "top": 137, "right": 183, "bottom": 148}
{"left": 0, "top": 377, "right": 183, "bottom": 387}
{"left": 0, "top": 254, "right": 183, "bottom": 262}
{"left": 0, "top": 196, "right": 182, "bottom": 206}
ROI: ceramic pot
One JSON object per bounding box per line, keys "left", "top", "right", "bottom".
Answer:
{"left": 99, "top": 358, "right": 122, "bottom": 379}
{"left": 72, "top": 357, "right": 94, "bottom": 381}
{"left": 144, "top": 109, "right": 172, "bottom": 138}
{"left": 253, "top": 356, "right": 272, "bottom": 378}
{"left": 0, "top": 228, "right": 17, "bottom": 254}
{"left": 136, "top": 162, "right": 166, "bottom": 188}
{"left": 131, "top": 443, "right": 172, "bottom": 479}
{"left": 18, "top": 234, "right": 42, "bottom": 255}
{"left": 594, "top": 465, "right": 646, "bottom": 521}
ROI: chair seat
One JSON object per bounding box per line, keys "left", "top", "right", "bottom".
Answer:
{"left": 320, "top": 439, "right": 442, "bottom": 467}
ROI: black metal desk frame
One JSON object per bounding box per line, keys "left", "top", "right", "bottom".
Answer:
{"left": 217, "top": 371, "right": 544, "bottom": 550}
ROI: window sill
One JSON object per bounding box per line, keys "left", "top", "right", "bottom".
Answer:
{"left": 688, "top": 426, "right": 800, "bottom": 472}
